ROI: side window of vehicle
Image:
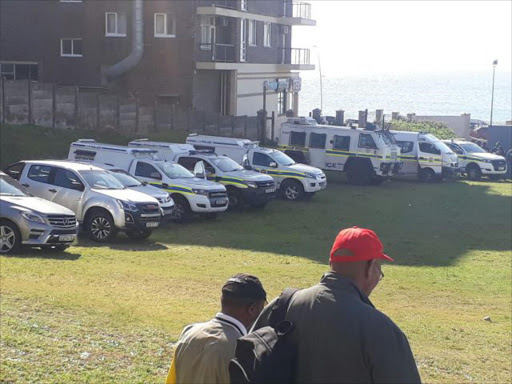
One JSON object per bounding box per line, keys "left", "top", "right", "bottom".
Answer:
{"left": 204, "top": 161, "right": 216, "bottom": 174}
{"left": 397, "top": 141, "right": 414, "bottom": 153}
{"left": 333, "top": 135, "right": 350, "bottom": 151}
{"left": 419, "top": 142, "right": 441, "bottom": 155}
{"left": 73, "top": 149, "right": 96, "bottom": 161}
{"left": 289, "top": 131, "right": 306, "bottom": 147}
{"left": 448, "top": 144, "right": 463, "bottom": 155}
{"left": 54, "top": 168, "right": 84, "bottom": 191}
{"left": 358, "top": 134, "right": 377, "bottom": 149}
{"left": 309, "top": 133, "right": 326, "bottom": 149}
{"left": 135, "top": 162, "right": 162, "bottom": 180}
{"left": 28, "top": 164, "right": 52, "bottom": 184}
{"left": 4, "top": 162, "right": 26, "bottom": 180}
{"left": 253, "top": 152, "right": 273, "bottom": 167}
{"left": 177, "top": 157, "right": 200, "bottom": 171}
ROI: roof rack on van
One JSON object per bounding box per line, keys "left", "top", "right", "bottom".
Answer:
{"left": 132, "top": 138, "right": 149, "bottom": 142}
{"left": 189, "top": 149, "right": 216, "bottom": 155}
{"left": 188, "top": 133, "right": 198, "bottom": 137}
{"left": 77, "top": 139, "right": 97, "bottom": 142}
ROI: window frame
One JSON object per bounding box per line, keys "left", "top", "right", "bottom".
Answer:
{"left": 27, "top": 164, "right": 53, "bottom": 185}
{"left": 397, "top": 140, "right": 414, "bottom": 154}
{"left": 135, "top": 162, "right": 162, "bottom": 180}
{"left": 309, "top": 132, "right": 327, "bottom": 149}
{"left": 240, "top": 0, "right": 248, "bottom": 11}
{"left": 277, "top": 91, "right": 287, "bottom": 116}
{"left": 358, "top": 133, "right": 378, "bottom": 150}
{"left": 248, "top": 20, "right": 257, "bottom": 46}
{"left": 154, "top": 13, "right": 176, "bottom": 38}
{"left": 418, "top": 142, "right": 441, "bottom": 155}
{"left": 53, "top": 168, "right": 85, "bottom": 191}
{"left": 105, "top": 12, "right": 126, "bottom": 37}
{"left": 263, "top": 22, "right": 272, "bottom": 47}
{"left": 333, "top": 135, "right": 351, "bottom": 151}
{"left": 253, "top": 152, "right": 274, "bottom": 167}
{"left": 289, "top": 131, "right": 306, "bottom": 147}
{"left": 60, "top": 38, "right": 83, "bottom": 57}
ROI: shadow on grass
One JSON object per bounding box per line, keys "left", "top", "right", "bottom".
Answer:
{"left": 149, "top": 180, "right": 512, "bottom": 267}
{"left": 75, "top": 235, "right": 169, "bottom": 252}
{"left": 3, "top": 247, "right": 81, "bottom": 260}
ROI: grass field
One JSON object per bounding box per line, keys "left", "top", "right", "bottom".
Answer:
{"left": 1, "top": 124, "right": 512, "bottom": 383}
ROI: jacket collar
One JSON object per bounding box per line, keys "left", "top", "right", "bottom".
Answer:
{"left": 320, "top": 271, "right": 375, "bottom": 308}
{"left": 214, "top": 312, "right": 247, "bottom": 336}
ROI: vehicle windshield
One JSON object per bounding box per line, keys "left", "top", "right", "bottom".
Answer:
{"left": 460, "top": 143, "right": 487, "bottom": 154}
{"left": 211, "top": 157, "right": 243, "bottom": 172}
{"left": 272, "top": 151, "right": 295, "bottom": 166}
{"left": 108, "top": 169, "right": 142, "bottom": 187}
{"left": 376, "top": 130, "right": 396, "bottom": 145}
{"left": 0, "top": 175, "right": 30, "bottom": 197}
{"left": 79, "top": 170, "right": 125, "bottom": 189}
{"left": 157, "top": 162, "right": 194, "bottom": 179}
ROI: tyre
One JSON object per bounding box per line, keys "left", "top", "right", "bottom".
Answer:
{"left": 171, "top": 195, "right": 192, "bottom": 223}
{"left": 466, "top": 164, "right": 482, "bottom": 181}
{"left": 87, "top": 210, "right": 118, "bottom": 242}
{"left": 0, "top": 220, "right": 21, "bottom": 254}
{"left": 280, "top": 179, "right": 304, "bottom": 201}
{"left": 419, "top": 168, "right": 436, "bottom": 183}
{"left": 346, "top": 161, "right": 373, "bottom": 186}
{"left": 227, "top": 188, "right": 243, "bottom": 210}
{"left": 125, "top": 229, "right": 152, "bottom": 240}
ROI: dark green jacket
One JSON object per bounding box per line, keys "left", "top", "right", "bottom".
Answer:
{"left": 251, "top": 272, "right": 421, "bottom": 384}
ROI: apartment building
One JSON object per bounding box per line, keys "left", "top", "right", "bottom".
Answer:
{"left": 0, "top": 0, "right": 315, "bottom": 120}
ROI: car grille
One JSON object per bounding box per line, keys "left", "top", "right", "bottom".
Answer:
{"left": 137, "top": 203, "right": 161, "bottom": 219}
{"left": 491, "top": 160, "right": 506, "bottom": 171}
{"left": 256, "top": 180, "right": 275, "bottom": 188}
{"left": 209, "top": 190, "right": 227, "bottom": 199}
{"left": 47, "top": 215, "right": 76, "bottom": 228}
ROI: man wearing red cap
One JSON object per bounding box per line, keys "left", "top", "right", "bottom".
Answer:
{"left": 251, "top": 226, "right": 421, "bottom": 383}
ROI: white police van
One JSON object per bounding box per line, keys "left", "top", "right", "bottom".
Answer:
{"left": 68, "top": 140, "right": 228, "bottom": 221}
{"left": 279, "top": 117, "right": 401, "bottom": 185}
{"left": 185, "top": 135, "right": 327, "bottom": 201}
{"left": 128, "top": 140, "right": 276, "bottom": 209}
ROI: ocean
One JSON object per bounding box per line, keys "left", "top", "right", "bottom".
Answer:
{"left": 298, "top": 71, "right": 512, "bottom": 124}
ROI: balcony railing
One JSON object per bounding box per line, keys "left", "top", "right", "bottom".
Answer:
{"left": 197, "top": 0, "right": 237, "bottom": 10}
{"left": 279, "top": 48, "right": 311, "bottom": 66}
{"left": 292, "top": 2, "right": 312, "bottom": 19}
{"left": 197, "top": 43, "right": 236, "bottom": 62}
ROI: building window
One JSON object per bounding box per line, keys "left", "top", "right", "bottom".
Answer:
{"left": 154, "top": 13, "right": 176, "bottom": 38}
{"left": 241, "top": 0, "right": 248, "bottom": 11}
{"left": 263, "top": 22, "right": 271, "bottom": 47}
{"left": 60, "top": 38, "right": 83, "bottom": 57}
{"left": 1, "top": 63, "right": 39, "bottom": 80}
{"left": 60, "top": 0, "right": 82, "bottom": 2}
{"left": 106, "top": 12, "right": 127, "bottom": 37}
{"left": 200, "top": 16, "right": 215, "bottom": 50}
{"left": 248, "top": 20, "right": 257, "bottom": 46}
{"left": 278, "top": 91, "right": 287, "bottom": 115}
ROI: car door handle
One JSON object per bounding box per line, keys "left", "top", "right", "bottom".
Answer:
{"left": 49, "top": 189, "right": 57, "bottom": 193}
{"left": 22, "top": 183, "right": 29, "bottom": 187}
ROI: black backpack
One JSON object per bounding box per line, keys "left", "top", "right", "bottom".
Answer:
{"left": 229, "top": 288, "right": 299, "bottom": 384}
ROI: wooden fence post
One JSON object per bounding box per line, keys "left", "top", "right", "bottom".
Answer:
{"left": 28, "top": 80, "right": 33, "bottom": 124}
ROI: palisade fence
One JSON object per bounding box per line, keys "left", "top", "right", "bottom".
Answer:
{"left": 0, "top": 79, "right": 263, "bottom": 140}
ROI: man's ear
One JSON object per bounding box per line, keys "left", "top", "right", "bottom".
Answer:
{"left": 364, "top": 260, "right": 373, "bottom": 278}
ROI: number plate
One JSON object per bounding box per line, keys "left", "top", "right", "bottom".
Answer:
{"left": 163, "top": 209, "right": 173, "bottom": 215}
{"left": 59, "top": 235, "right": 74, "bottom": 242}
{"left": 216, "top": 199, "right": 227, "bottom": 205}
{"left": 265, "top": 188, "right": 276, "bottom": 193}
{"left": 146, "top": 222, "right": 160, "bottom": 228}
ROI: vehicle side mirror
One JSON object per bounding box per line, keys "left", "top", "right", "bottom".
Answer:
{"left": 72, "top": 182, "right": 85, "bottom": 192}
{"left": 193, "top": 161, "right": 206, "bottom": 179}
{"left": 269, "top": 162, "right": 278, "bottom": 168}
{"left": 242, "top": 155, "right": 252, "bottom": 170}
{"left": 141, "top": 181, "right": 148, "bottom": 186}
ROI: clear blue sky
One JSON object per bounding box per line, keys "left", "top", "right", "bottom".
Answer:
{"left": 294, "top": 1, "right": 512, "bottom": 77}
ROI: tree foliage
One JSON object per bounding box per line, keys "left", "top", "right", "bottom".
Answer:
{"left": 389, "top": 120, "right": 456, "bottom": 139}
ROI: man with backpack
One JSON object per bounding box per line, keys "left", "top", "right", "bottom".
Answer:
{"left": 166, "top": 273, "right": 267, "bottom": 384}
{"left": 242, "top": 226, "right": 421, "bottom": 383}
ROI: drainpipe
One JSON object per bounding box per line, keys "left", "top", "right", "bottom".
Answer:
{"left": 103, "top": 0, "right": 144, "bottom": 83}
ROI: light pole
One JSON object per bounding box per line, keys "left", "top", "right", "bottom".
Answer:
{"left": 313, "top": 45, "right": 323, "bottom": 111}
{"left": 490, "top": 59, "right": 498, "bottom": 127}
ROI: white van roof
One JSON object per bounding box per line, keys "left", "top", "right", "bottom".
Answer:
{"left": 71, "top": 139, "right": 158, "bottom": 155}
{"left": 187, "top": 134, "right": 258, "bottom": 148}
{"left": 129, "top": 140, "right": 195, "bottom": 153}
{"left": 285, "top": 116, "right": 318, "bottom": 126}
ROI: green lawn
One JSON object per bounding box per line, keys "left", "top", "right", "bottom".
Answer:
{"left": 1, "top": 124, "right": 511, "bottom": 383}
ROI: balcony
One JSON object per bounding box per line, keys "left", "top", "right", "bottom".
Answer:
{"left": 197, "top": 0, "right": 237, "bottom": 10}
{"left": 280, "top": 48, "right": 311, "bottom": 66}
{"left": 197, "top": 43, "right": 236, "bottom": 62}
{"left": 292, "top": 2, "right": 312, "bottom": 19}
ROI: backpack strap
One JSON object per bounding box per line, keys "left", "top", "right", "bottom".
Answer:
{"left": 268, "top": 288, "right": 299, "bottom": 328}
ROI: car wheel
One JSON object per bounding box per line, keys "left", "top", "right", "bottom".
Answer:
{"left": 0, "top": 220, "right": 21, "bottom": 254}
{"left": 125, "top": 229, "right": 152, "bottom": 240}
{"left": 87, "top": 211, "right": 117, "bottom": 242}
{"left": 466, "top": 164, "right": 482, "bottom": 181}
{"left": 171, "top": 195, "right": 192, "bottom": 223}
{"left": 419, "top": 168, "right": 436, "bottom": 183}
{"left": 281, "top": 179, "right": 304, "bottom": 201}
{"left": 227, "top": 188, "right": 243, "bottom": 210}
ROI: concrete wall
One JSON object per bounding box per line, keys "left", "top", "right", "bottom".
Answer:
{"left": 407, "top": 113, "right": 471, "bottom": 138}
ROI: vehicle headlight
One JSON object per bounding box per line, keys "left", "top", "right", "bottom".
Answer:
{"left": 245, "top": 181, "right": 258, "bottom": 188}
{"left": 192, "top": 189, "right": 209, "bottom": 196}
{"left": 117, "top": 200, "right": 138, "bottom": 212}
{"left": 485, "top": 159, "right": 493, "bottom": 163}
{"left": 305, "top": 172, "right": 319, "bottom": 179}
{"left": 20, "top": 211, "right": 45, "bottom": 223}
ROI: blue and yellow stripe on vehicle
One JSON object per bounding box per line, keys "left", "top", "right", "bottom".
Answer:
{"left": 208, "top": 175, "right": 249, "bottom": 189}
{"left": 459, "top": 155, "right": 484, "bottom": 162}
{"left": 150, "top": 182, "right": 195, "bottom": 195}
{"left": 255, "top": 169, "right": 306, "bottom": 180}
{"left": 326, "top": 149, "right": 384, "bottom": 159}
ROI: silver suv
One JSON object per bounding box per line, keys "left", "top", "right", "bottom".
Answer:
{"left": 4, "top": 161, "right": 162, "bottom": 242}
{"left": 0, "top": 172, "right": 78, "bottom": 254}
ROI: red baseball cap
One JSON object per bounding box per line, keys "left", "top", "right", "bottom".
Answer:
{"left": 330, "top": 226, "right": 394, "bottom": 263}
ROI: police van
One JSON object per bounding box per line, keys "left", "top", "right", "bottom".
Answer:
{"left": 279, "top": 117, "right": 401, "bottom": 185}
{"left": 185, "top": 135, "right": 327, "bottom": 201}
{"left": 391, "top": 131, "right": 459, "bottom": 182}
{"left": 442, "top": 139, "right": 507, "bottom": 180}
{"left": 128, "top": 140, "right": 276, "bottom": 209}
{"left": 68, "top": 140, "right": 228, "bottom": 221}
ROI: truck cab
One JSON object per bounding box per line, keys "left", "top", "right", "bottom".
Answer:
{"left": 68, "top": 140, "right": 228, "bottom": 221}
{"left": 442, "top": 139, "right": 507, "bottom": 180}
{"left": 391, "top": 131, "right": 459, "bottom": 182}
{"left": 128, "top": 140, "right": 276, "bottom": 209}
{"left": 185, "top": 135, "right": 327, "bottom": 201}
{"left": 279, "top": 117, "right": 401, "bottom": 185}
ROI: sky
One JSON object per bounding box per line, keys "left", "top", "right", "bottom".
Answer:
{"left": 293, "top": 1, "right": 512, "bottom": 77}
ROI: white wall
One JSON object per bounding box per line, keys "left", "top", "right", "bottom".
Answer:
{"left": 407, "top": 113, "right": 471, "bottom": 138}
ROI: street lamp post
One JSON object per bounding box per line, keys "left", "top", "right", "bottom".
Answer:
{"left": 313, "top": 45, "right": 323, "bottom": 112}
{"left": 490, "top": 59, "right": 498, "bottom": 127}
